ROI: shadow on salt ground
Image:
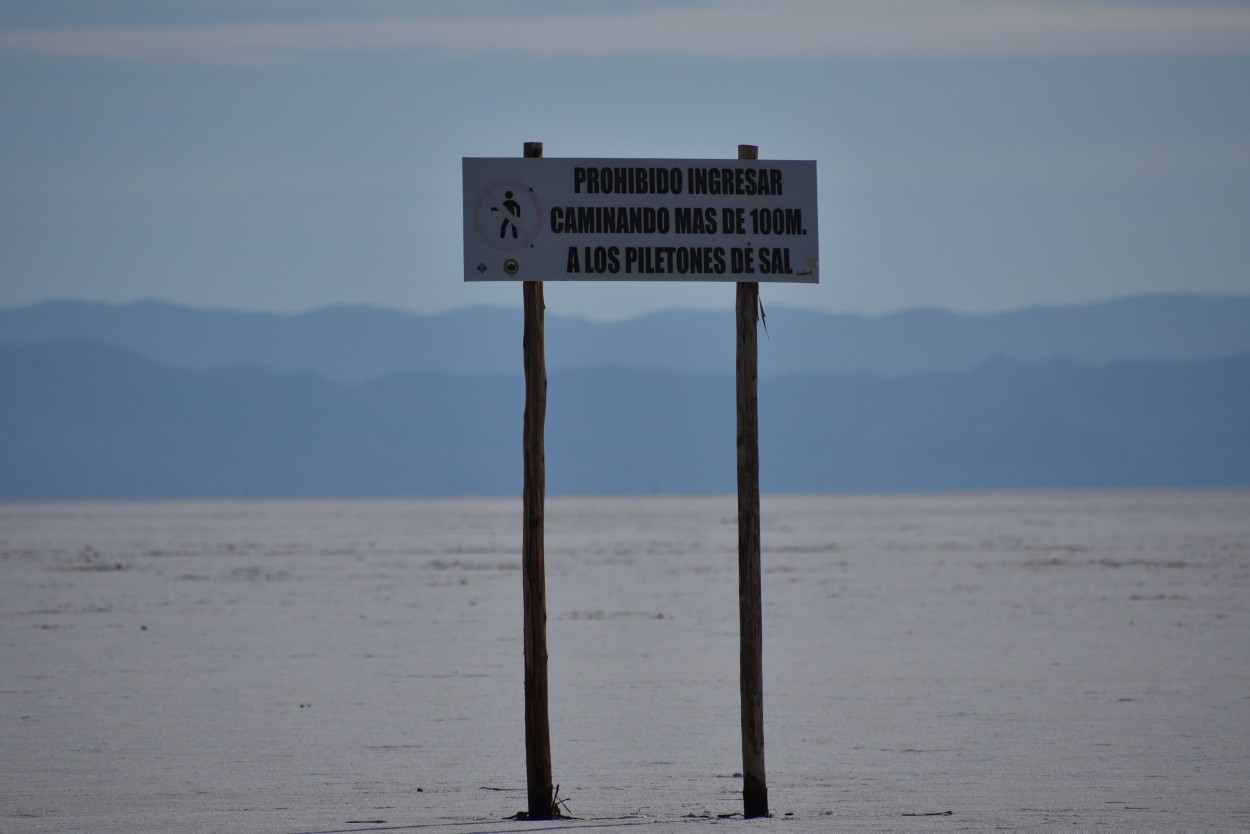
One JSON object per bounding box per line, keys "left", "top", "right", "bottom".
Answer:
{"left": 285, "top": 805, "right": 970, "bottom": 834}
{"left": 288, "top": 814, "right": 827, "bottom": 834}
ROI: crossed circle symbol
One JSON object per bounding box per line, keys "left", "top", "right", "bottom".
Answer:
{"left": 473, "top": 181, "right": 542, "bottom": 251}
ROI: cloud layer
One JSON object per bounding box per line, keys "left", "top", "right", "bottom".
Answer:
{"left": 4, "top": 0, "right": 1250, "bottom": 66}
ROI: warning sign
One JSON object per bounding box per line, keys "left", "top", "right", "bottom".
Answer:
{"left": 463, "top": 158, "right": 819, "bottom": 283}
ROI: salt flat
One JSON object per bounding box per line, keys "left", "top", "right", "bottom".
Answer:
{"left": 2, "top": 491, "right": 1248, "bottom": 832}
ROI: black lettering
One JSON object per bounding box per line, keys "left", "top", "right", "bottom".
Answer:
{"left": 675, "top": 206, "right": 716, "bottom": 234}
{"left": 689, "top": 167, "right": 707, "bottom": 195}
{"left": 748, "top": 207, "right": 804, "bottom": 235}
{"left": 785, "top": 207, "right": 801, "bottom": 234}
{"left": 731, "top": 246, "right": 756, "bottom": 274}
{"left": 759, "top": 247, "right": 791, "bottom": 275}
{"left": 640, "top": 246, "right": 654, "bottom": 273}
{"left": 552, "top": 206, "right": 674, "bottom": 235}
{"left": 585, "top": 245, "right": 625, "bottom": 273}
{"left": 658, "top": 167, "right": 683, "bottom": 195}
{"left": 627, "top": 206, "right": 641, "bottom": 234}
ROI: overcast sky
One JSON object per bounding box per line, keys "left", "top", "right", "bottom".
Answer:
{"left": 2, "top": 0, "right": 1248, "bottom": 320}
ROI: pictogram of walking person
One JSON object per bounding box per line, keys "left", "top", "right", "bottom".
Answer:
{"left": 492, "top": 190, "right": 521, "bottom": 239}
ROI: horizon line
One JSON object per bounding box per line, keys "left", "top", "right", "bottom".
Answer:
{"left": 3, "top": 290, "right": 1249, "bottom": 322}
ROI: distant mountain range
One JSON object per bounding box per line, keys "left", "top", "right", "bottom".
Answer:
{"left": 4, "top": 294, "right": 1250, "bottom": 381}
{"left": 3, "top": 294, "right": 1249, "bottom": 499}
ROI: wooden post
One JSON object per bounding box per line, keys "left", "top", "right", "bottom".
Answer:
{"left": 521, "top": 140, "right": 554, "bottom": 819}
{"left": 736, "top": 144, "right": 769, "bottom": 819}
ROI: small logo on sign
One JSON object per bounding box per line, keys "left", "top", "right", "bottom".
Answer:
{"left": 476, "top": 262, "right": 489, "bottom": 274}
{"left": 503, "top": 259, "right": 520, "bottom": 276}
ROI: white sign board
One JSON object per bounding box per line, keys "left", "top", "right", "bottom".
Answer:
{"left": 463, "top": 158, "right": 818, "bottom": 283}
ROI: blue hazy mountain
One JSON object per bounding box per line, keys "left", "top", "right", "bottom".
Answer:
{"left": 4, "top": 294, "right": 1250, "bottom": 381}
{"left": 3, "top": 339, "right": 1247, "bottom": 499}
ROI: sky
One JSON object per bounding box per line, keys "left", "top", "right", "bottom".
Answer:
{"left": 1, "top": 0, "right": 1248, "bottom": 321}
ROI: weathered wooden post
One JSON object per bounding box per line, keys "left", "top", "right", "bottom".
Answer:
{"left": 736, "top": 144, "right": 769, "bottom": 819}
{"left": 520, "top": 140, "right": 554, "bottom": 820}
